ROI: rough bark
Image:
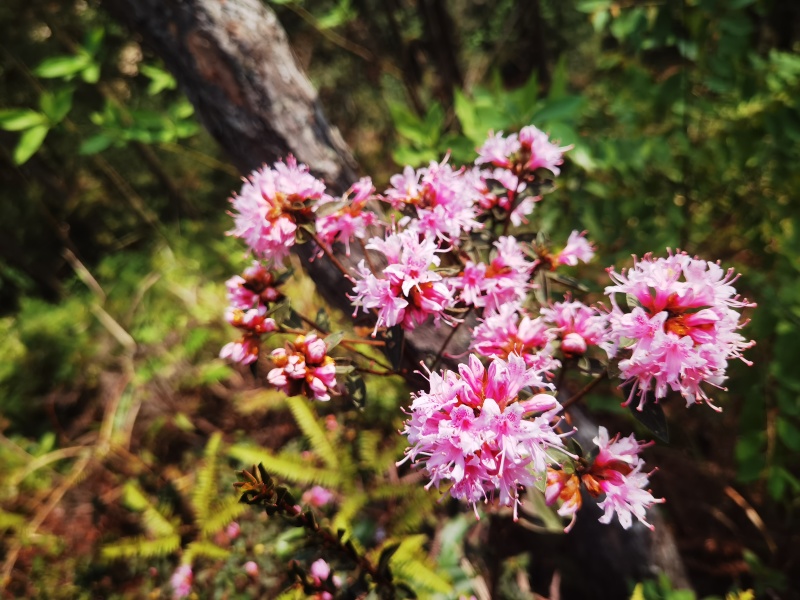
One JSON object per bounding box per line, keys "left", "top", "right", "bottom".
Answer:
{"left": 103, "top": 0, "right": 688, "bottom": 596}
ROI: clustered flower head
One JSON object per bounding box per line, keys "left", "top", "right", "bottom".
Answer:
{"left": 541, "top": 297, "right": 609, "bottom": 358}
{"left": 476, "top": 125, "right": 571, "bottom": 177}
{"left": 471, "top": 303, "right": 559, "bottom": 376}
{"left": 226, "top": 261, "right": 283, "bottom": 310}
{"left": 400, "top": 353, "right": 566, "bottom": 520}
{"left": 555, "top": 230, "right": 595, "bottom": 266}
{"left": 268, "top": 334, "right": 337, "bottom": 401}
{"left": 384, "top": 160, "right": 482, "bottom": 242}
{"left": 450, "top": 236, "right": 534, "bottom": 312}
{"left": 605, "top": 252, "right": 756, "bottom": 409}
{"left": 546, "top": 427, "right": 663, "bottom": 531}
{"left": 315, "top": 177, "right": 379, "bottom": 255}
{"left": 220, "top": 306, "right": 277, "bottom": 365}
{"left": 350, "top": 228, "right": 454, "bottom": 334}
{"left": 229, "top": 156, "right": 328, "bottom": 264}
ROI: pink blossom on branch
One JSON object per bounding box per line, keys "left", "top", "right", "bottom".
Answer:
{"left": 169, "top": 564, "right": 193, "bottom": 599}
{"left": 605, "top": 252, "right": 755, "bottom": 409}
{"left": 400, "top": 354, "right": 566, "bottom": 520}
{"left": 315, "top": 177, "right": 380, "bottom": 256}
{"left": 541, "top": 298, "right": 609, "bottom": 358}
{"left": 556, "top": 230, "right": 595, "bottom": 266}
{"left": 268, "top": 334, "right": 337, "bottom": 401}
{"left": 350, "top": 229, "right": 455, "bottom": 334}
{"left": 229, "top": 157, "right": 329, "bottom": 264}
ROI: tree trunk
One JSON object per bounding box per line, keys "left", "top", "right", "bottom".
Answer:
{"left": 102, "top": 0, "right": 689, "bottom": 596}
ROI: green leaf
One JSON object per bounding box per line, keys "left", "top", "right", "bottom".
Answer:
{"left": 140, "top": 64, "right": 177, "bottom": 95}
{"left": 184, "top": 540, "right": 230, "bottom": 561}
{"left": 0, "top": 109, "right": 47, "bottom": 131}
{"left": 33, "top": 54, "right": 91, "bottom": 79}
{"left": 83, "top": 27, "right": 105, "bottom": 56}
{"left": 285, "top": 395, "right": 338, "bottom": 469}
{"left": 323, "top": 330, "right": 344, "bottom": 351}
{"left": 624, "top": 383, "right": 669, "bottom": 442}
{"left": 13, "top": 125, "right": 49, "bottom": 164}
{"left": 777, "top": 417, "right": 800, "bottom": 452}
{"left": 39, "top": 88, "right": 73, "bottom": 124}
{"left": 81, "top": 62, "right": 101, "bottom": 84}
{"left": 101, "top": 534, "right": 181, "bottom": 560}
{"left": 193, "top": 432, "right": 222, "bottom": 520}
{"left": 201, "top": 496, "right": 248, "bottom": 537}
{"left": 228, "top": 444, "right": 341, "bottom": 486}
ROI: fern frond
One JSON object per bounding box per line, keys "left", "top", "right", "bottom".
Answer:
{"left": 228, "top": 444, "right": 341, "bottom": 487}
{"left": 285, "top": 396, "right": 338, "bottom": 469}
{"left": 330, "top": 492, "right": 368, "bottom": 542}
{"left": 184, "top": 539, "right": 229, "bottom": 562}
{"left": 0, "top": 509, "right": 26, "bottom": 531}
{"left": 193, "top": 432, "right": 222, "bottom": 521}
{"left": 387, "top": 535, "right": 451, "bottom": 595}
{"left": 357, "top": 430, "right": 380, "bottom": 469}
{"left": 201, "top": 495, "right": 248, "bottom": 537}
{"left": 274, "top": 586, "right": 305, "bottom": 600}
{"left": 101, "top": 534, "right": 181, "bottom": 560}
{"left": 122, "top": 481, "right": 178, "bottom": 537}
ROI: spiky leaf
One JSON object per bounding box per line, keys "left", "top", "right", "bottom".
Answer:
{"left": 102, "top": 534, "right": 181, "bottom": 560}
{"left": 285, "top": 395, "right": 338, "bottom": 469}
{"left": 228, "top": 445, "right": 341, "bottom": 487}
{"left": 193, "top": 432, "right": 222, "bottom": 521}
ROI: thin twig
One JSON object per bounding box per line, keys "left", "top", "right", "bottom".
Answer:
{"left": 306, "top": 229, "right": 355, "bottom": 282}
{"left": 559, "top": 370, "right": 608, "bottom": 413}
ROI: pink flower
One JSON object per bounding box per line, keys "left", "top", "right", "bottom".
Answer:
{"left": 220, "top": 335, "right": 261, "bottom": 365}
{"left": 541, "top": 298, "right": 608, "bottom": 358}
{"left": 400, "top": 354, "right": 564, "bottom": 520}
{"left": 475, "top": 131, "right": 521, "bottom": 169}
{"left": 244, "top": 560, "right": 258, "bottom": 577}
{"left": 309, "top": 559, "right": 341, "bottom": 600}
{"left": 302, "top": 486, "right": 334, "bottom": 507}
{"left": 170, "top": 564, "right": 193, "bottom": 599}
{"left": 450, "top": 236, "right": 533, "bottom": 312}
{"left": 229, "top": 157, "right": 328, "bottom": 264}
{"left": 471, "top": 303, "right": 560, "bottom": 376}
{"left": 518, "top": 125, "right": 571, "bottom": 176}
{"left": 546, "top": 427, "right": 662, "bottom": 531}
{"left": 225, "top": 262, "right": 282, "bottom": 310}
{"left": 316, "top": 177, "right": 380, "bottom": 255}
{"left": 385, "top": 160, "right": 482, "bottom": 242}
{"left": 605, "top": 252, "right": 755, "bottom": 408}
{"left": 350, "top": 229, "right": 454, "bottom": 333}
{"left": 556, "top": 230, "right": 595, "bottom": 266}
{"left": 268, "top": 334, "right": 337, "bottom": 401}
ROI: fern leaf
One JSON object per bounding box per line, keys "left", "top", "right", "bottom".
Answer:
{"left": 184, "top": 539, "right": 230, "bottom": 562}
{"left": 201, "top": 496, "right": 248, "bottom": 537}
{"left": 228, "top": 444, "right": 341, "bottom": 487}
{"left": 122, "top": 481, "right": 178, "bottom": 537}
{"left": 357, "top": 430, "right": 380, "bottom": 468}
{"left": 388, "top": 535, "right": 451, "bottom": 594}
{"left": 193, "top": 432, "right": 222, "bottom": 521}
{"left": 274, "top": 586, "right": 305, "bottom": 600}
{"left": 285, "top": 396, "right": 338, "bottom": 469}
{"left": 101, "top": 534, "right": 181, "bottom": 560}
{"left": 330, "top": 492, "right": 368, "bottom": 542}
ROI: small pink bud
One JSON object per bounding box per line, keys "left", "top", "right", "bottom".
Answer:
{"left": 226, "top": 521, "right": 240, "bottom": 539}
{"left": 244, "top": 561, "right": 258, "bottom": 577}
{"left": 305, "top": 336, "right": 328, "bottom": 363}
{"left": 562, "top": 332, "right": 587, "bottom": 356}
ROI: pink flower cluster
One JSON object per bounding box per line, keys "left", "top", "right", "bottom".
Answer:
{"left": 605, "top": 252, "right": 755, "bottom": 408}
{"left": 350, "top": 229, "right": 454, "bottom": 333}
{"left": 384, "top": 160, "right": 482, "bottom": 242}
{"left": 229, "top": 157, "right": 328, "bottom": 264}
{"left": 268, "top": 334, "right": 337, "bottom": 401}
{"left": 541, "top": 298, "right": 608, "bottom": 358}
{"left": 555, "top": 230, "right": 595, "bottom": 267}
{"left": 400, "top": 354, "right": 565, "bottom": 520}
{"left": 476, "top": 125, "right": 571, "bottom": 177}
{"left": 471, "top": 303, "right": 559, "bottom": 376}
{"left": 309, "top": 559, "right": 341, "bottom": 600}
{"left": 220, "top": 262, "right": 282, "bottom": 365}
{"left": 450, "top": 236, "right": 533, "bottom": 312}
{"left": 546, "top": 427, "right": 663, "bottom": 531}
{"left": 316, "top": 177, "right": 379, "bottom": 255}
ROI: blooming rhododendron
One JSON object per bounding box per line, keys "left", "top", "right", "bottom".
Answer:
{"left": 476, "top": 126, "right": 570, "bottom": 177}
{"left": 605, "top": 252, "right": 755, "bottom": 408}
{"left": 315, "top": 177, "right": 379, "bottom": 255}
{"left": 400, "top": 354, "right": 566, "bottom": 520}
{"left": 541, "top": 298, "right": 608, "bottom": 358}
{"left": 169, "top": 564, "right": 193, "bottom": 599}
{"left": 555, "top": 230, "right": 595, "bottom": 266}
{"left": 309, "top": 559, "right": 341, "bottom": 600}
{"left": 350, "top": 229, "right": 454, "bottom": 333}
{"left": 229, "top": 157, "right": 328, "bottom": 263}
{"left": 545, "top": 427, "right": 662, "bottom": 531}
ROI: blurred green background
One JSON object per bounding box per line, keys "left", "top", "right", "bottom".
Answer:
{"left": 1, "top": 0, "right": 798, "bottom": 598}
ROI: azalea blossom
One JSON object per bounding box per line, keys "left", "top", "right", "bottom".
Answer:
{"left": 605, "top": 252, "right": 755, "bottom": 408}
{"left": 350, "top": 229, "right": 455, "bottom": 333}
{"left": 450, "top": 236, "right": 533, "bottom": 312}
{"left": 385, "top": 160, "right": 482, "bottom": 242}
{"left": 400, "top": 354, "right": 565, "bottom": 520}
{"left": 225, "top": 261, "right": 283, "bottom": 310}
{"left": 268, "top": 334, "right": 337, "bottom": 401}
{"left": 309, "top": 559, "right": 341, "bottom": 600}
{"left": 471, "top": 303, "right": 560, "bottom": 375}
{"left": 545, "top": 427, "right": 662, "bottom": 531}
{"left": 541, "top": 298, "right": 608, "bottom": 358}
{"left": 302, "top": 485, "right": 334, "bottom": 507}
{"left": 315, "top": 177, "right": 380, "bottom": 255}
{"left": 229, "top": 157, "right": 328, "bottom": 263}
{"left": 475, "top": 126, "right": 570, "bottom": 177}
{"left": 556, "top": 230, "right": 595, "bottom": 266}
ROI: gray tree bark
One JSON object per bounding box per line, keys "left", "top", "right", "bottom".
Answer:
{"left": 102, "top": 0, "right": 689, "bottom": 596}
